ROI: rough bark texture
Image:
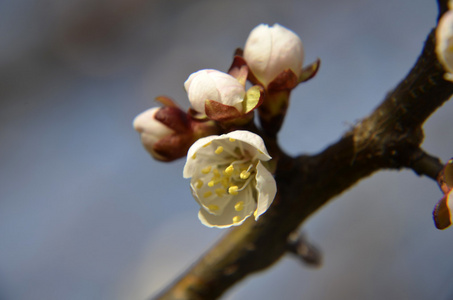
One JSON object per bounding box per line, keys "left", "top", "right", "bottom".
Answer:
{"left": 154, "top": 1, "right": 453, "bottom": 299}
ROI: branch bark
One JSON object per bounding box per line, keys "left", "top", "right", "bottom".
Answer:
{"left": 154, "top": 2, "right": 453, "bottom": 299}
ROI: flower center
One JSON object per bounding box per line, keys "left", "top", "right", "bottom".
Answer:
{"left": 204, "top": 162, "right": 255, "bottom": 196}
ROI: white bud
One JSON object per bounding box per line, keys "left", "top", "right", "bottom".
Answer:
{"left": 133, "top": 107, "right": 174, "bottom": 160}
{"left": 244, "top": 23, "right": 304, "bottom": 86}
{"left": 436, "top": 10, "right": 453, "bottom": 80}
{"left": 184, "top": 69, "right": 245, "bottom": 114}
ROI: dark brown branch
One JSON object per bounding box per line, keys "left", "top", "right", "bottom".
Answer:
{"left": 154, "top": 4, "right": 453, "bottom": 300}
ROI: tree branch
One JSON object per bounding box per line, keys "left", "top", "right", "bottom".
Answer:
{"left": 153, "top": 3, "right": 453, "bottom": 299}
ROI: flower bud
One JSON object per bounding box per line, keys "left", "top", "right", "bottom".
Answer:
{"left": 243, "top": 23, "right": 304, "bottom": 87}
{"left": 436, "top": 10, "right": 453, "bottom": 80}
{"left": 434, "top": 158, "right": 453, "bottom": 229}
{"left": 133, "top": 107, "right": 176, "bottom": 161}
{"left": 184, "top": 69, "right": 246, "bottom": 115}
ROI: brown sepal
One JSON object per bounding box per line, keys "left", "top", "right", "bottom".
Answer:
{"left": 205, "top": 100, "right": 242, "bottom": 122}
{"left": 267, "top": 69, "right": 299, "bottom": 92}
{"left": 154, "top": 106, "right": 189, "bottom": 133}
{"left": 152, "top": 134, "right": 194, "bottom": 162}
{"left": 155, "top": 95, "right": 179, "bottom": 108}
{"left": 228, "top": 49, "right": 264, "bottom": 87}
{"left": 228, "top": 55, "right": 249, "bottom": 86}
{"left": 433, "top": 194, "right": 452, "bottom": 229}
{"left": 299, "top": 58, "right": 321, "bottom": 83}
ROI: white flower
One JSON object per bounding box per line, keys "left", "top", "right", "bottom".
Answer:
{"left": 184, "top": 69, "right": 246, "bottom": 115}
{"left": 243, "top": 23, "right": 304, "bottom": 86}
{"left": 436, "top": 10, "right": 453, "bottom": 80}
{"left": 133, "top": 107, "right": 174, "bottom": 160}
{"left": 183, "top": 130, "right": 276, "bottom": 228}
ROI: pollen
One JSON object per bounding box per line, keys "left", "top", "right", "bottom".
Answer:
{"left": 224, "top": 165, "right": 234, "bottom": 176}
{"left": 191, "top": 153, "right": 197, "bottom": 159}
{"left": 201, "top": 166, "right": 212, "bottom": 174}
{"left": 215, "top": 188, "right": 226, "bottom": 196}
{"left": 215, "top": 146, "right": 224, "bottom": 154}
{"left": 240, "top": 170, "right": 251, "bottom": 180}
{"left": 203, "top": 191, "right": 213, "bottom": 198}
{"left": 234, "top": 201, "right": 244, "bottom": 211}
{"left": 195, "top": 179, "right": 203, "bottom": 189}
{"left": 208, "top": 204, "right": 219, "bottom": 211}
{"left": 232, "top": 216, "right": 240, "bottom": 223}
{"left": 229, "top": 138, "right": 236, "bottom": 142}
{"left": 208, "top": 180, "right": 215, "bottom": 187}
{"left": 228, "top": 185, "right": 239, "bottom": 195}
{"left": 203, "top": 141, "right": 212, "bottom": 148}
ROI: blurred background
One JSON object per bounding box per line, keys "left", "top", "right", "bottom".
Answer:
{"left": 1, "top": 0, "right": 453, "bottom": 299}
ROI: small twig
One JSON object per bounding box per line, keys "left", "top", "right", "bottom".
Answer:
{"left": 287, "top": 232, "right": 322, "bottom": 267}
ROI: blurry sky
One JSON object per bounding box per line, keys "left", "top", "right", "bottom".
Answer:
{"left": 1, "top": 0, "right": 453, "bottom": 299}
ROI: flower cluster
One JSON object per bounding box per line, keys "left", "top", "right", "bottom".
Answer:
{"left": 433, "top": 159, "right": 453, "bottom": 229}
{"left": 133, "top": 23, "right": 316, "bottom": 227}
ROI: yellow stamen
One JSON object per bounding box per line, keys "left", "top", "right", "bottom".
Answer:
{"left": 215, "top": 146, "right": 224, "bottom": 154}
{"left": 191, "top": 153, "right": 197, "bottom": 159}
{"left": 208, "top": 181, "right": 215, "bottom": 187}
{"left": 240, "top": 170, "right": 251, "bottom": 180}
{"left": 203, "top": 191, "right": 212, "bottom": 198}
{"left": 195, "top": 179, "right": 203, "bottom": 189}
{"left": 225, "top": 165, "right": 234, "bottom": 176}
{"left": 201, "top": 166, "right": 211, "bottom": 174}
{"left": 232, "top": 216, "right": 240, "bottom": 223}
{"left": 234, "top": 201, "right": 244, "bottom": 211}
{"left": 228, "top": 186, "right": 239, "bottom": 195}
{"left": 203, "top": 141, "right": 212, "bottom": 148}
{"left": 208, "top": 204, "right": 219, "bottom": 211}
{"left": 215, "top": 188, "right": 226, "bottom": 196}
{"left": 229, "top": 138, "right": 236, "bottom": 142}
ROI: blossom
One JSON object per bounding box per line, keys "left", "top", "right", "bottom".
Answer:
{"left": 243, "top": 23, "right": 304, "bottom": 87}
{"left": 436, "top": 10, "right": 453, "bottom": 80}
{"left": 184, "top": 69, "right": 246, "bottom": 115}
{"left": 183, "top": 130, "right": 276, "bottom": 228}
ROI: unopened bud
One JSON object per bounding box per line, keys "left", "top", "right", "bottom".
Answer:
{"left": 244, "top": 23, "right": 304, "bottom": 87}
{"left": 436, "top": 10, "right": 453, "bottom": 80}
{"left": 184, "top": 69, "right": 246, "bottom": 115}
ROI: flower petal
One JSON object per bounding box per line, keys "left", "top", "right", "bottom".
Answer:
{"left": 183, "top": 135, "right": 218, "bottom": 178}
{"left": 190, "top": 179, "right": 233, "bottom": 216}
{"left": 254, "top": 161, "right": 276, "bottom": 220}
{"left": 184, "top": 70, "right": 220, "bottom": 114}
{"left": 198, "top": 186, "right": 256, "bottom": 228}
{"left": 226, "top": 130, "right": 271, "bottom": 161}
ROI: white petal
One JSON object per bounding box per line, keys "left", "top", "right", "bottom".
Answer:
{"left": 225, "top": 130, "right": 271, "bottom": 161}
{"left": 183, "top": 135, "right": 218, "bottom": 178}
{"left": 184, "top": 70, "right": 220, "bottom": 113}
{"left": 254, "top": 161, "right": 276, "bottom": 220}
{"left": 267, "top": 24, "right": 304, "bottom": 80}
{"left": 133, "top": 107, "right": 174, "bottom": 137}
{"left": 190, "top": 179, "right": 233, "bottom": 216}
{"left": 243, "top": 24, "right": 273, "bottom": 84}
{"left": 197, "top": 187, "right": 256, "bottom": 228}
{"left": 437, "top": 11, "right": 453, "bottom": 75}
{"left": 209, "top": 70, "right": 245, "bottom": 112}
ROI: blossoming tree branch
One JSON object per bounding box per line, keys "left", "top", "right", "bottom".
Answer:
{"left": 134, "top": 0, "right": 453, "bottom": 298}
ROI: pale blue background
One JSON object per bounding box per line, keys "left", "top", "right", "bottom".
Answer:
{"left": 1, "top": 0, "right": 453, "bottom": 299}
